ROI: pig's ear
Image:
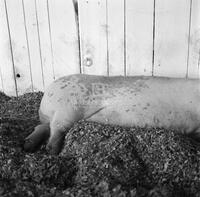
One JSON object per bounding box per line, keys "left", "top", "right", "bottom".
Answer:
{"left": 24, "top": 123, "right": 50, "bottom": 152}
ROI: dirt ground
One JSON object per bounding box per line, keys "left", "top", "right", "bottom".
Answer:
{"left": 0, "top": 91, "right": 200, "bottom": 197}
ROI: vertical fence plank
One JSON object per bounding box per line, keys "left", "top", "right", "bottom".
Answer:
{"left": 4, "top": 0, "right": 34, "bottom": 95}
{"left": 4, "top": 0, "right": 32, "bottom": 95}
{"left": 47, "top": 0, "right": 80, "bottom": 79}
{"left": 188, "top": 0, "right": 200, "bottom": 78}
{"left": 126, "top": 0, "right": 154, "bottom": 76}
{"left": 154, "top": 0, "right": 190, "bottom": 78}
{"left": 107, "top": 0, "right": 124, "bottom": 76}
{"left": 0, "top": 66, "right": 3, "bottom": 92}
{"left": 35, "top": 0, "right": 55, "bottom": 88}
{"left": 0, "top": 0, "right": 16, "bottom": 95}
{"left": 78, "top": 0, "right": 108, "bottom": 75}
{"left": 23, "top": 0, "right": 45, "bottom": 91}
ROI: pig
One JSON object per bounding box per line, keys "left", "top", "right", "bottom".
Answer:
{"left": 24, "top": 74, "right": 200, "bottom": 154}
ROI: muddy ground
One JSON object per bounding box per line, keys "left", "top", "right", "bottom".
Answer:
{"left": 0, "top": 91, "right": 200, "bottom": 197}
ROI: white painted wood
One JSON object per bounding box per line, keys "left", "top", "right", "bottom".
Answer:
{"left": 107, "top": 0, "right": 124, "bottom": 76}
{"left": 0, "top": 66, "right": 3, "bottom": 92}
{"left": 35, "top": 0, "right": 55, "bottom": 88}
{"left": 0, "top": 0, "right": 16, "bottom": 95}
{"left": 78, "top": 0, "right": 108, "bottom": 75}
{"left": 154, "top": 0, "right": 190, "bottom": 78}
{"left": 126, "top": 0, "right": 154, "bottom": 76}
{"left": 0, "top": 15, "right": 4, "bottom": 93}
{"left": 4, "top": 0, "right": 33, "bottom": 95}
{"left": 0, "top": 0, "right": 199, "bottom": 95}
{"left": 187, "top": 0, "right": 200, "bottom": 78}
{"left": 47, "top": 0, "right": 80, "bottom": 79}
{"left": 23, "top": 0, "right": 45, "bottom": 91}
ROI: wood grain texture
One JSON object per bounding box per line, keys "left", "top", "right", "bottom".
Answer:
{"left": 154, "top": 0, "right": 191, "bottom": 78}
{"left": 47, "top": 0, "right": 80, "bottom": 79}
{"left": 2, "top": 0, "right": 33, "bottom": 96}
{"left": 107, "top": 0, "right": 125, "bottom": 76}
{"left": 0, "top": 0, "right": 16, "bottom": 95}
{"left": 35, "top": 0, "right": 55, "bottom": 88}
{"left": 0, "top": 65, "right": 3, "bottom": 92}
{"left": 187, "top": 0, "right": 200, "bottom": 78}
{"left": 126, "top": 0, "right": 154, "bottom": 76}
{"left": 78, "top": 0, "right": 108, "bottom": 75}
{"left": 0, "top": 0, "right": 199, "bottom": 95}
{"left": 23, "top": 0, "right": 45, "bottom": 92}
{"left": 6, "top": 0, "right": 34, "bottom": 95}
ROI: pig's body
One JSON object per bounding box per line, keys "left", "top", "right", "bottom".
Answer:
{"left": 24, "top": 74, "right": 200, "bottom": 154}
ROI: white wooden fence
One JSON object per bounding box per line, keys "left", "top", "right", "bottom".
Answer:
{"left": 0, "top": 0, "right": 200, "bottom": 96}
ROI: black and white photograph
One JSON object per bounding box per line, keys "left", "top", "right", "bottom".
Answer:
{"left": 0, "top": 0, "right": 200, "bottom": 196}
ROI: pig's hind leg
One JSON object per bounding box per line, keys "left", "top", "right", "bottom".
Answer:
{"left": 46, "top": 110, "right": 77, "bottom": 154}
{"left": 24, "top": 123, "right": 50, "bottom": 152}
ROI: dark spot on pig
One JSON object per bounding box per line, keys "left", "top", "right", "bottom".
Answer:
{"left": 125, "top": 109, "right": 130, "bottom": 112}
{"left": 143, "top": 107, "right": 148, "bottom": 110}
{"left": 48, "top": 92, "right": 54, "bottom": 97}
{"left": 138, "top": 83, "right": 143, "bottom": 87}
{"left": 70, "top": 92, "right": 76, "bottom": 96}
{"left": 57, "top": 98, "right": 62, "bottom": 102}
{"left": 60, "top": 84, "right": 68, "bottom": 89}
{"left": 84, "top": 97, "right": 89, "bottom": 101}
{"left": 146, "top": 103, "right": 150, "bottom": 106}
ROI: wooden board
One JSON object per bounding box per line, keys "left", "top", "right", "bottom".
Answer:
{"left": 154, "top": 0, "right": 190, "bottom": 78}
{"left": 0, "top": 0, "right": 16, "bottom": 95}
{"left": 78, "top": 0, "right": 108, "bottom": 75}
{"left": 107, "top": 0, "right": 125, "bottom": 76}
{"left": 187, "top": 0, "right": 200, "bottom": 78}
{"left": 47, "top": 0, "right": 80, "bottom": 79}
{"left": 23, "top": 0, "right": 45, "bottom": 91}
{"left": 4, "top": 0, "right": 34, "bottom": 95}
{"left": 0, "top": 66, "right": 3, "bottom": 92}
{"left": 0, "top": 0, "right": 4, "bottom": 93}
{"left": 35, "top": 0, "right": 55, "bottom": 88}
{"left": 0, "top": 0, "right": 18, "bottom": 96}
{"left": 126, "top": 0, "right": 154, "bottom": 76}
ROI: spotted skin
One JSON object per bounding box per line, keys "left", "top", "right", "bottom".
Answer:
{"left": 24, "top": 74, "right": 200, "bottom": 154}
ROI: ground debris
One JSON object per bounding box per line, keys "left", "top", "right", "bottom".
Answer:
{"left": 0, "top": 91, "right": 200, "bottom": 196}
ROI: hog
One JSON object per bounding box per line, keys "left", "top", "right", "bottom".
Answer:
{"left": 24, "top": 74, "right": 200, "bottom": 154}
